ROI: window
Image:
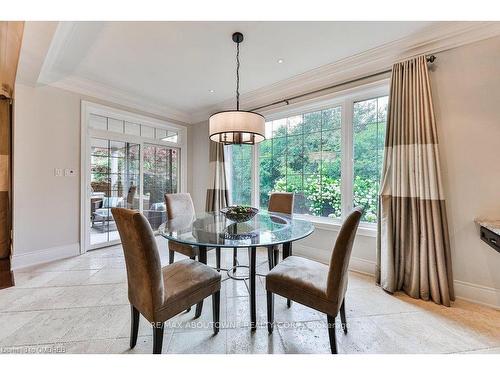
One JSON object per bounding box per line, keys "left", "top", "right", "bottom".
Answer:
{"left": 84, "top": 101, "right": 186, "bottom": 251}
{"left": 88, "top": 114, "right": 179, "bottom": 143}
{"left": 90, "top": 138, "right": 140, "bottom": 245}
{"left": 229, "top": 144, "right": 252, "bottom": 205}
{"left": 230, "top": 87, "right": 388, "bottom": 224}
{"left": 143, "top": 144, "right": 179, "bottom": 229}
{"left": 259, "top": 108, "right": 342, "bottom": 218}
{"left": 353, "top": 97, "right": 388, "bottom": 222}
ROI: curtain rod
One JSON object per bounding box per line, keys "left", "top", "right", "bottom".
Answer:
{"left": 250, "top": 54, "right": 436, "bottom": 113}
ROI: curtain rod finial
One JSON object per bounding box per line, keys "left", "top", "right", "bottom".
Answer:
{"left": 426, "top": 55, "right": 436, "bottom": 63}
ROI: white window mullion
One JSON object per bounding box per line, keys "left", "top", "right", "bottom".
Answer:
{"left": 341, "top": 99, "right": 354, "bottom": 218}
{"left": 139, "top": 142, "right": 144, "bottom": 214}
{"left": 222, "top": 145, "right": 230, "bottom": 206}
{"left": 252, "top": 144, "right": 259, "bottom": 208}
{"left": 225, "top": 146, "right": 233, "bottom": 206}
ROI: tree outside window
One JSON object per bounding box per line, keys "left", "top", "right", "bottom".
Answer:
{"left": 228, "top": 94, "right": 388, "bottom": 223}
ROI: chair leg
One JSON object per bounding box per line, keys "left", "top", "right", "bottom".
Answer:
{"left": 233, "top": 247, "right": 238, "bottom": 270}
{"left": 182, "top": 258, "right": 196, "bottom": 313}
{"left": 152, "top": 322, "right": 164, "bottom": 354}
{"left": 195, "top": 300, "right": 203, "bottom": 319}
{"left": 212, "top": 291, "right": 220, "bottom": 335}
{"left": 216, "top": 248, "right": 221, "bottom": 271}
{"left": 195, "top": 246, "right": 207, "bottom": 318}
{"left": 130, "top": 305, "right": 139, "bottom": 349}
{"left": 283, "top": 242, "right": 293, "bottom": 308}
{"left": 183, "top": 257, "right": 196, "bottom": 313}
{"left": 267, "top": 246, "right": 274, "bottom": 270}
{"left": 327, "top": 315, "right": 337, "bottom": 354}
{"left": 340, "top": 298, "right": 347, "bottom": 334}
{"left": 266, "top": 291, "right": 274, "bottom": 334}
{"left": 169, "top": 250, "right": 175, "bottom": 264}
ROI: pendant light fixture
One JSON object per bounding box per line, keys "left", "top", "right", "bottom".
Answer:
{"left": 209, "top": 32, "right": 266, "bottom": 145}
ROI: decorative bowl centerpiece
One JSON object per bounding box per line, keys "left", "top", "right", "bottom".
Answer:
{"left": 220, "top": 206, "right": 258, "bottom": 223}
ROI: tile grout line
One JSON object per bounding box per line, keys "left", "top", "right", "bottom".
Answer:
{"left": 10, "top": 281, "right": 127, "bottom": 289}
{"left": 0, "top": 333, "right": 156, "bottom": 351}
{"left": 448, "top": 345, "right": 500, "bottom": 354}
{"left": 0, "top": 303, "right": 131, "bottom": 314}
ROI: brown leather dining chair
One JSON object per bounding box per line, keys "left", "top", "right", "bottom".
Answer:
{"left": 165, "top": 193, "right": 221, "bottom": 270}
{"left": 231, "top": 192, "right": 295, "bottom": 272}
{"left": 267, "top": 192, "right": 294, "bottom": 269}
{"left": 112, "top": 207, "right": 221, "bottom": 354}
{"left": 265, "top": 207, "right": 363, "bottom": 354}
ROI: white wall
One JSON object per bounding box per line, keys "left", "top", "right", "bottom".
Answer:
{"left": 430, "top": 36, "right": 500, "bottom": 306}
{"left": 187, "top": 36, "right": 500, "bottom": 307}
{"left": 187, "top": 120, "right": 210, "bottom": 212}
{"left": 13, "top": 84, "right": 81, "bottom": 266}
{"left": 12, "top": 83, "right": 187, "bottom": 269}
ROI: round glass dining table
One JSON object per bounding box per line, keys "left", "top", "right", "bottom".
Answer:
{"left": 159, "top": 210, "right": 314, "bottom": 329}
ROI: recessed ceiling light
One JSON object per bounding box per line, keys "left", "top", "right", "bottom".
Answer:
{"left": 209, "top": 89, "right": 215, "bottom": 93}
{"left": 277, "top": 58, "right": 284, "bottom": 64}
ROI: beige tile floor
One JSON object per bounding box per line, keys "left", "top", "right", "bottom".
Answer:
{"left": 1, "top": 237, "right": 499, "bottom": 354}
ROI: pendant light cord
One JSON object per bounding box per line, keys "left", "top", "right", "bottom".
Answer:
{"left": 236, "top": 41, "right": 240, "bottom": 111}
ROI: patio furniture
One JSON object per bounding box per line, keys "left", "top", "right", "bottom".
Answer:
{"left": 92, "top": 196, "right": 124, "bottom": 230}
{"left": 125, "top": 185, "right": 137, "bottom": 208}
{"left": 145, "top": 202, "right": 166, "bottom": 230}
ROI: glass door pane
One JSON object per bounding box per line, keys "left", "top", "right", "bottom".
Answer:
{"left": 90, "top": 138, "right": 140, "bottom": 246}
{"left": 143, "top": 144, "right": 180, "bottom": 230}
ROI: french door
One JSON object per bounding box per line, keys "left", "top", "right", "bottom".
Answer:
{"left": 86, "top": 136, "right": 179, "bottom": 250}
{"left": 142, "top": 143, "right": 179, "bottom": 231}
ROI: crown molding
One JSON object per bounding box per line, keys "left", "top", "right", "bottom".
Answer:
{"left": 33, "top": 21, "right": 500, "bottom": 125}
{"left": 36, "top": 21, "right": 192, "bottom": 124}
{"left": 49, "top": 75, "right": 192, "bottom": 124}
{"left": 191, "top": 21, "right": 500, "bottom": 123}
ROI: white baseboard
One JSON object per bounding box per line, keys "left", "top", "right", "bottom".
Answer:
{"left": 293, "top": 243, "right": 500, "bottom": 309}
{"left": 12, "top": 243, "right": 80, "bottom": 270}
{"left": 293, "top": 243, "right": 376, "bottom": 275}
{"left": 292, "top": 243, "right": 329, "bottom": 264}
{"left": 454, "top": 280, "right": 500, "bottom": 310}
{"left": 349, "top": 256, "right": 377, "bottom": 276}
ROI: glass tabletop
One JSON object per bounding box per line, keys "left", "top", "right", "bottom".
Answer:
{"left": 158, "top": 210, "right": 314, "bottom": 248}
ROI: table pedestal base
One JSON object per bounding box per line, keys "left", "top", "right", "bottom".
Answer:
{"left": 194, "top": 243, "right": 293, "bottom": 328}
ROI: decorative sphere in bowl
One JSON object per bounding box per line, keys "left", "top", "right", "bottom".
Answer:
{"left": 220, "top": 206, "right": 258, "bottom": 223}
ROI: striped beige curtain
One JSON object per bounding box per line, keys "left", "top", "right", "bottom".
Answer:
{"left": 376, "top": 55, "right": 454, "bottom": 306}
{"left": 205, "top": 141, "right": 229, "bottom": 212}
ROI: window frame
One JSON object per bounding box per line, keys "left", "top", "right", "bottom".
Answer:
{"left": 81, "top": 101, "right": 188, "bottom": 252}
{"left": 246, "top": 80, "right": 389, "bottom": 236}
{"left": 226, "top": 143, "right": 254, "bottom": 206}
